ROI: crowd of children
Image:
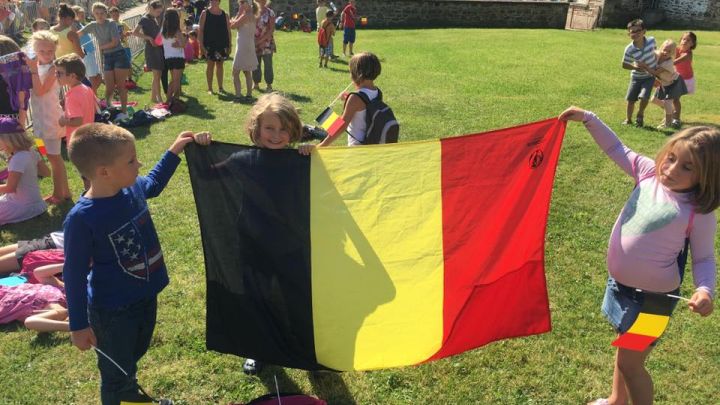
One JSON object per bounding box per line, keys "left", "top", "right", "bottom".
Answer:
{"left": 0, "top": 3, "right": 715, "bottom": 404}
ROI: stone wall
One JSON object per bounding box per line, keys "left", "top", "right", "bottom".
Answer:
{"left": 262, "top": 0, "right": 569, "bottom": 29}
{"left": 656, "top": 0, "right": 720, "bottom": 29}
{"left": 598, "top": 0, "right": 720, "bottom": 29}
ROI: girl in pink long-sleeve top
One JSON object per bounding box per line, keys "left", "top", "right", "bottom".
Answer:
{"left": 560, "top": 107, "right": 719, "bottom": 405}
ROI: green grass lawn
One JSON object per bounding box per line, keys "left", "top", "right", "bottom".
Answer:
{"left": 2, "top": 28, "right": 720, "bottom": 404}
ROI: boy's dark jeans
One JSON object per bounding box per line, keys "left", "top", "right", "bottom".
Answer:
{"left": 89, "top": 296, "right": 157, "bottom": 405}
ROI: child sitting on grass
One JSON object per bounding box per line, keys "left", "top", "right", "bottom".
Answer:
{"left": 0, "top": 118, "right": 51, "bottom": 226}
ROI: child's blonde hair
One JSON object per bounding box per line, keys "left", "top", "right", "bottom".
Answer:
{"left": 31, "top": 30, "right": 59, "bottom": 50}
{"left": 245, "top": 93, "right": 303, "bottom": 145}
{"left": 0, "top": 131, "right": 33, "bottom": 153}
{"left": 657, "top": 39, "right": 677, "bottom": 57}
{"left": 92, "top": 2, "right": 108, "bottom": 13}
{"left": 655, "top": 126, "right": 720, "bottom": 214}
{"left": 32, "top": 18, "right": 51, "bottom": 31}
{"left": 68, "top": 124, "right": 135, "bottom": 178}
{"left": 71, "top": 5, "right": 85, "bottom": 16}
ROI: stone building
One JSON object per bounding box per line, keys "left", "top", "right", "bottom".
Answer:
{"left": 260, "top": 1, "right": 718, "bottom": 30}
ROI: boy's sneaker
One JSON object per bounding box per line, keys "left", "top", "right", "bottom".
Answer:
{"left": 635, "top": 116, "right": 644, "bottom": 127}
{"left": 671, "top": 119, "right": 682, "bottom": 128}
{"left": 621, "top": 119, "right": 633, "bottom": 125}
{"left": 243, "top": 358, "right": 263, "bottom": 375}
{"left": 657, "top": 123, "right": 669, "bottom": 129}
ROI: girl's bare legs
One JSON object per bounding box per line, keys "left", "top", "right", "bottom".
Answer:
{"left": 232, "top": 68, "right": 242, "bottom": 97}
{"left": 615, "top": 346, "right": 654, "bottom": 405}
{"left": 115, "top": 68, "right": 130, "bottom": 113}
{"left": 104, "top": 70, "right": 116, "bottom": 109}
{"left": 89, "top": 74, "right": 103, "bottom": 95}
{"left": 602, "top": 348, "right": 630, "bottom": 405}
{"left": 663, "top": 100, "right": 674, "bottom": 127}
{"left": 24, "top": 304, "right": 70, "bottom": 333}
{"left": 672, "top": 99, "right": 682, "bottom": 122}
{"left": 206, "top": 60, "right": 215, "bottom": 92}
{"left": 0, "top": 248, "right": 20, "bottom": 274}
{"left": 216, "top": 61, "right": 225, "bottom": 92}
{"left": 168, "top": 69, "right": 182, "bottom": 101}
{"left": 151, "top": 69, "right": 163, "bottom": 103}
{"left": 47, "top": 154, "right": 70, "bottom": 200}
{"left": 243, "top": 71, "right": 252, "bottom": 97}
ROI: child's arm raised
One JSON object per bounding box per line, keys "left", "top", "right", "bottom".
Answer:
{"left": 138, "top": 132, "right": 213, "bottom": 198}
{"left": 560, "top": 106, "right": 646, "bottom": 179}
{"left": 27, "top": 58, "right": 57, "bottom": 96}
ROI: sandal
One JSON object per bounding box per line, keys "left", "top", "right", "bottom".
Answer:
{"left": 587, "top": 399, "right": 610, "bottom": 405}
{"left": 44, "top": 195, "right": 69, "bottom": 205}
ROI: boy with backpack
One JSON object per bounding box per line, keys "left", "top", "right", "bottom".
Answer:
{"left": 317, "top": 10, "right": 335, "bottom": 68}
{"left": 317, "top": 52, "right": 399, "bottom": 146}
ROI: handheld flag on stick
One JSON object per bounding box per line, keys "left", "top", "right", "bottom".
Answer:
{"left": 92, "top": 346, "right": 170, "bottom": 405}
{"left": 611, "top": 291, "right": 679, "bottom": 352}
{"left": 315, "top": 82, "right": 353, "bottom": 138}
{"left": 315, "top": 109, "right": 345, "bottom": 138}
{"left": 35, "top": 138, "right": 47, "bottom": 157}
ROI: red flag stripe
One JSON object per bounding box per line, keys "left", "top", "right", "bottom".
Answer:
{"left": 430, "top": 119, "right": 565, "bottom": 359}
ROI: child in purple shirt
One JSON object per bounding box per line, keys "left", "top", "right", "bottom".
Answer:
{"left": 560, "top": 107, "right": 718, "bottom": 405}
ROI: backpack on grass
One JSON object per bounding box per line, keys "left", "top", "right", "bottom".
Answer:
{"left": 347, "top": 88, "right": 399, "bottom": 144}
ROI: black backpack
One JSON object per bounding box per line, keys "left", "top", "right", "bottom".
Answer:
{"left": 346, "top": 88, "right": 399, "bottom": 144}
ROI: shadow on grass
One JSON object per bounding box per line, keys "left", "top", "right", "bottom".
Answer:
{"left": 283, "top": 92, "right": 312, "bottom": 103}
{"left": 308, "top": 370, "right": 356, "bottom": 404}
{"left": 30, "top": 332, "right": 68, "bottom": 348}
{"left": 258, "top": 365, "right": 303, "bottom": 395}
{"left": 325, "top": 67, "right": 347, "bottom": 74}
{"left": 683, "top": 121, "right": 720, "bottom": 129}
{"left": 0, "top": 322, "right": 22, "bottom": 332}
{"left": 0, "top": 200, "right": 71, "bottom": 242}
{"left": 183, "top": 95, "right": 217, "bottom": 120}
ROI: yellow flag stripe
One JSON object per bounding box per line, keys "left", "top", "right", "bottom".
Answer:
{"left": 320, "top": 112, "right": 340, "bottom": 131}
{"left": 310, "top": 142, "right": 444, "bottom": 370}
{"left": 626, "top": 313, "right": 670, "bottom": 337}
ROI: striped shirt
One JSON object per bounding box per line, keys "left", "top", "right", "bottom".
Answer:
{"left": 622, "top": 36, "right": 657, "bottom": 79}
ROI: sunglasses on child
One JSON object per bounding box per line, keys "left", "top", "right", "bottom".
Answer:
{"left": 628, "top": 28, "right": 643, "bottom": 34}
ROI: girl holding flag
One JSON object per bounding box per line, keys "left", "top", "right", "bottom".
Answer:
{"left": 560, "top": 107, "right": 718, "bottom": 405}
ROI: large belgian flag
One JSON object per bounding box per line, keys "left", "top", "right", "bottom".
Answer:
{"left": 186, "top": 118, "right": 565, "bottom": 371}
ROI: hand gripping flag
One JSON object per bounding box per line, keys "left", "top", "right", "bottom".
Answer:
{"left": 186, "top": 118, "right": 566, "bottom": 371}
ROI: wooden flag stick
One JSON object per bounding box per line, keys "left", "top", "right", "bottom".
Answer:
{"left": 328, "top": 82, "right": 355, "bottom": 108}
{"left": 634, "top": 288, "right": 691, "bottom": 302}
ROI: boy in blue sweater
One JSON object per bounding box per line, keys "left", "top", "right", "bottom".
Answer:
{"left": 63, "top": 123, "right": 211, "bottom": 405}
